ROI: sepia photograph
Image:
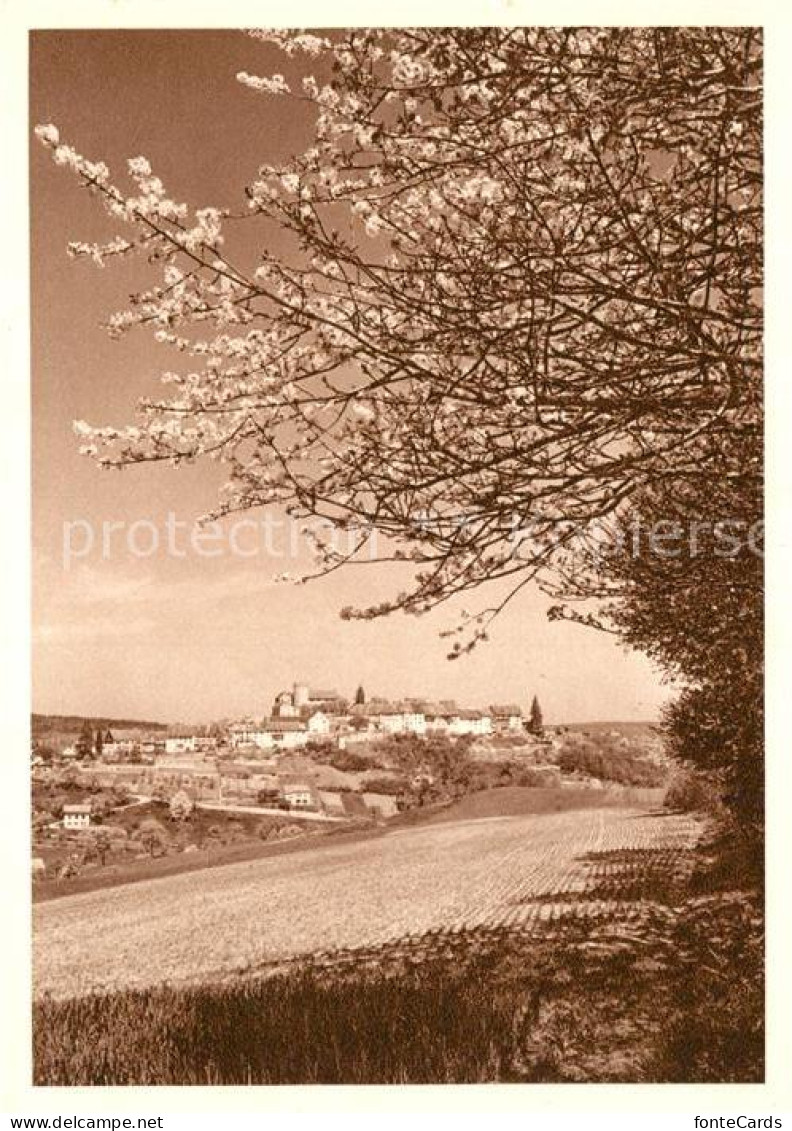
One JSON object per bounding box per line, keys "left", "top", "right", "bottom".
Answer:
{"left": 26, "top": 24, "right": 764, "bottom": 1090}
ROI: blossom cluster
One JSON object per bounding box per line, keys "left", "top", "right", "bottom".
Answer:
{"left": 36, "top": 27, "right": 762, "bottom": 643}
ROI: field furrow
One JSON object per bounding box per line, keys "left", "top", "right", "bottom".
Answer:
{"left": 33, "top": 807, "right": 701, "bottom": 999}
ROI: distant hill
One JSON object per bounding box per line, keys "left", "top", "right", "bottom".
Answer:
{"left": 32, "top": 713, "right": 168, "bottom": 735}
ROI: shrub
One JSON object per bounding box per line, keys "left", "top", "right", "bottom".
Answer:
{"left": 132, "top": 818, "right": 170, "bottom": 858}
{"left": 169, "top": 790, "right": 195, "bottom": 822}
{"left": 330, "top": 750, "right": 380, "bottom": 772}
{"left": 664, "top": 771, "right": 721, "bottom": 814}
{"left": 361, "top": 776, "right": 408, "bottom": 795}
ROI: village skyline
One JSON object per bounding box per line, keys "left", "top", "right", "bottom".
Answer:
{"left": 32, "top": 656, "right": 668, "bottom": 727}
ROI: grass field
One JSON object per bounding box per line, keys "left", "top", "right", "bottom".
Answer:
{"left": 34, "top": 926, "right": 669, "bottom": 1084}
{"left": 34, "top": 804, "right": 699, "bottom": 1000}
{"left": 34, "top": 856, "right": 763, "bottom": 1085}
{"left": 415, "top": 784, "right": 666, "bottom": 824}
{"left": 34, "top": 785, "right": 665, "bottom": 904}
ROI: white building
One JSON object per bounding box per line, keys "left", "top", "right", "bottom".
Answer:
{"left": 307, "top": 711, "right": 330, "bottom": 736}
{"left": 447, "top": 711, "right": 492, "bottom": 736}
{"left": 489, "top": 705, "right": 524, "bottom": 733}
{"left": 424, "top": 713, "right": 451, "bottom": 734}
{"left": 229, "top": 724, "right": 275, "bottom": 751}
{"left": 62, "top": 804, "right": 91, "bottom": 830}
{"left": 380, "top": 712, "right": 427, "bottom": 735}
{"left": 362, "top": 703, "right": 427, "bottom": 735}
{"left": 229, "top": 718, "right": 310, "bottom": 751}
{"left": 281, "top": 780, "right": 318, "bottom": 809}
{"left": 102, "top": 740, "right": 137, "bottom": 760}
{"left": 165, "top": 735, "right": 198, "bottom": 755}
{"left": 270, "top": 720, "right": 310, "bottom": 749}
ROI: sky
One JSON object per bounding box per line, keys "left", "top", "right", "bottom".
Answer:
{"left": 30, "top": 29, "right": 674, "bottom": 725}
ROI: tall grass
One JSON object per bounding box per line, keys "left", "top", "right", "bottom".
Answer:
{"left": 36, "top": 965, "right": 520, "bottom": 1085}
{"left": 34, "top": 889, "right": 763, "bottom": 1086}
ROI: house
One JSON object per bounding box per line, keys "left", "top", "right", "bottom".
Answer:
{"left": 361, "top": 702, "right": 427, "bottom": 735}
{"left": 62, "top": 804, "right": 91, "bottom": 829}
{"left": 421, "top": 702, "right": 456, "bottom": 733}
{"left": 229, "top": 717, "right": 311, "bottom": 751}
{"left": 397, "top": 707, "right": 427, "bottom": 735}
{"left": 424, "top": 714, "right": 450, "bottom": 734}
{"left": 447, "top": 710, "right": 492, "bottom": 736}
{"left": 280, "top": 779, "right": 320, "bottom": 810}
{"left": 139, "top": 738, "right": 166, "bottom": 759}
{"left": 267, "top": 718, "right": 310, "bottom": 749}
{"left": 228, "top": 724, "right": 253, "bottom": 749}
{"left": 229, "top": 723, "right": 275, "bottom": 751}
{"left": 307, "top": 710, "right": 330, "bottom": 736}
{"left": 102, "top": 740, "right": 138, "bottom": 761}
{"left": 165, "top": 732, "right": 198, "bottom": 755}
{"left": 489, "top": 705, "right": 524, "bottom": 733}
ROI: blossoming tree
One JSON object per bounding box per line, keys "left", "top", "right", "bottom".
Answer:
{"left": 35, "top": 27, "right": 762, "bottom": 653}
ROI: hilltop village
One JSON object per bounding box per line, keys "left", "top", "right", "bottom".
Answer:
{"left": 31, "top": 683, "right": 668, "bottom": 889}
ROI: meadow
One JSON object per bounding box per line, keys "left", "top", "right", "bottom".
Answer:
{"left": 34, "top": 872, "right": 763, "bottom": 1085}
{"left": 34, "top": 806, "right": 699, "bottom": 999}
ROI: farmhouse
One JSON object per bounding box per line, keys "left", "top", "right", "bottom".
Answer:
{"left": 280, "top": 779, "right": 320, "bottom": 810}
{"left": 62, "top": 804, "right": 91, "bottom": 829}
